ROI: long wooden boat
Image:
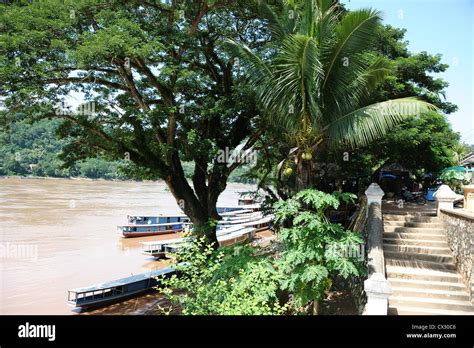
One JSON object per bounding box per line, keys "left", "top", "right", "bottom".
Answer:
{"left": 141, "top": 224, "right": 259, "bottom": 258}
{"left": 127, "top": 214, "right": 189, "bottom": 225}
{"left": 141, "top": 237, "right": 184, "bottom": 258}
{"left": 119, "top": 221, "right": 185, "bottom": 237}
{"left": 242, "top": 216, "right": 273, "bottom": 232}
{"left": 119, "top": 206, "right": 258, "bottom": 238}
{"left": 67, "top": 267, "right": 176, "bottom": 309}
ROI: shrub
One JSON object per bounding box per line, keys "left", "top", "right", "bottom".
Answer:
{"left": 438, "top": 169, "right": 471, "bottom": 193}
{"left": 157, "top": 189, "right": 365, "bottom": 315}
{"left": 157, "top": 235, "right": 287, "bottom": 315}
{"left": 272, "top": 189, "right": 365, "bottom": 313}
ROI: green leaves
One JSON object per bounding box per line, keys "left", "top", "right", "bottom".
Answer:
{"left": 326, "top": 97, "right": 438, "bottom": 149}
{"left": 157, "top": 236, "right": 287, "bottom": 315}
{"left": 272, "top": 189, "right": 364, "bottom": 311}
{"left": 294, "top": 189, "right": 340, "bottom": 210}
{"left": 273, "top": 197, "right": 301, "bottom": 224}
{"left": 157, "top": 188, "right": 364, "bottom": 315}
{"left": 438, "top": 169, "right": 471, "bottom": 193}
{"left": 322, "top": 8, "right": 382, "bottom": 90}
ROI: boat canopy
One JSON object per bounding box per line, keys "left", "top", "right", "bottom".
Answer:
{"left": 68, "top": 267, "right": 175, "bottom": 294}
{"left": 118, "top": 221, "right": 184, "bottom": 228}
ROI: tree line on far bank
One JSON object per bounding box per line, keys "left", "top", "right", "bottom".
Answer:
{"left": 0, "top": 118, "right": 254, "bottom": 183}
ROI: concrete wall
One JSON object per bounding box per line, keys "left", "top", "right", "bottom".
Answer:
{"left": 439, "top": 209, "right": 474, "bottom": 302}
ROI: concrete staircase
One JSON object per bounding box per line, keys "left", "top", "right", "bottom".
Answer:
{"left": 383, "top": 212, "right": 474, "bottom": 315}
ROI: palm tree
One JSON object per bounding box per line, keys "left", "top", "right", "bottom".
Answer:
{"left": 452, "top": 143, "right": 468, "bottom": 165}
{"left": 226, "top": 0, "right": 437, "bottom": 190}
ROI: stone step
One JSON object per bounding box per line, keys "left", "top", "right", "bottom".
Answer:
{"left": 388, "top": 305, "right": 474, "bottom": 315}
{"left": 386, "top": 265, "right": 462, "bottom": 283}
{"left": 383, "top": 214, "right": 439, "bottom": 223}
{"left": 384, "top": 251, "right": 454, "bottom": 264}
{"left": 384, "top": 244, "right": 451, "bottom": 256}
{"left": 386, "top": 256, "right": 456, "bottom": 271}
{"left": 389, "top": 278, "right": 467, "bottom": 292}
{"left": 383, "top": 210, "right": 437, "bottom": 217}
{"left": 383, "top": 221, "right": 443, "bottom": 228}
{"left": 383, "top": 232, "right": 446, "bottom": 241}
{"left": 383, "top": 238, "right": 449, "bottom": 248}
{"left": 392, "top": 287, "right": 470, "bottom": 302}
{"left": 389, "top": 295, "right": 474, "bottom": 313}
{"left": 384, "top": 226, "right": 444, "bottom": 234}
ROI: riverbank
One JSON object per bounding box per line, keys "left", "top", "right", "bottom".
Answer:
{"left": 0, "top": 175, "right": 160, "bottom": 183}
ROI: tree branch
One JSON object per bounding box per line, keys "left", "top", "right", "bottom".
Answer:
{"left": 44, "top": 77, "right": 129, "bottom": 91}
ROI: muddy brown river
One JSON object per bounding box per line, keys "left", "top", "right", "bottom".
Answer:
{"left": 0, "top": 177, "right": 253, "bottom": 314}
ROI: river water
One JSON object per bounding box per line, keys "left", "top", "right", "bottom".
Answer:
{"left": 0, "top": 177, "right": 253, "bottom": 314}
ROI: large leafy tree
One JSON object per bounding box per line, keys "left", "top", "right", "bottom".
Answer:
{"left": 0, "top": 0, "right": 269, "bottom": 244}
{"left": 370, "top": 25, "right": 457, "bottom": 114}
{"left": 226, "top": 0, "right": 436, "bottom": 190}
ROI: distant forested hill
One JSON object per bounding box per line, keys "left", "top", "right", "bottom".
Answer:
{"left": 1, "top": 118, "right": 130, "bottom": 179}
{"left": 0, "top": 118, "right": 253, "bottom": 183}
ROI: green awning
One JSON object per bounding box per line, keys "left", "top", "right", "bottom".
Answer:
{"left": 440, "top": 166, "right": 467, "bottom": 174}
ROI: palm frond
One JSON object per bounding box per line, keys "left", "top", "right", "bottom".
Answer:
{"left": 322, "top": 8, "right": 382, "bottom": 91}
{"left": 325, "top": 98, "right": 438, "bottom": 149}
{"left": 325, "top": 54, "right": 392, "bottom": 117}
{"left": 223, "top": 39, "right": 273, "bottom": 87}
{"left": 261, "top": 34, "right": 323, "bottom": 131}
{"left": 259, "top": 1, "right": 289, "bottom": 42}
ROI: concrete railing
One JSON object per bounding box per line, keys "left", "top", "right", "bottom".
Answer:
{"left": 363, "top": 183, "right": 392, "bottom": 315}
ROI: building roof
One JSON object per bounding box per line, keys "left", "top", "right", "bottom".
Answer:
{"left": 461, "top": 152, "right": 474, "bottom": 166}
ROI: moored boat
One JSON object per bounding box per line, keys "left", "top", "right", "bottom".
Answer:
{"left": 119, "top": 222, "right": 185, "bottom": 237}
{"left": 127, "top": 214, "right": 189, "bottom": 225}
{"left": 119, "top": 214, "right": 190, "bottom": 238}
{"left": 141, "top": 224, "right": 257, "bottom": 258}
{"left": 67, "top": 267, "right": 176, "bottom": 309}
{"left": 242, "top": 215, "right": 273, "bottom": 232}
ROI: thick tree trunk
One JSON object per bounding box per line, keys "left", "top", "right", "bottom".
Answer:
{"left": 165, "top": 158, "right": 219, "bottom": 247}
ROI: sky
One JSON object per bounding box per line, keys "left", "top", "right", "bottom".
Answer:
{"left": 342, "top": 0, "right": 474, "bottom": 145}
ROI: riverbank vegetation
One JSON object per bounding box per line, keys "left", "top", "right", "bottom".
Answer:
{"left": 158, "top": 189, "right": 364, "bottom": 315}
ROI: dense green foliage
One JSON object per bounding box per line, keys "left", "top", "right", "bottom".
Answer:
{"left": 273, "top": 189, "right": 364, "bottom": 310}
{"left": 365, "top": 112, "right": 460, "bottom": 175}
{"left": 226, "top": 0, "right": 436, "bottom": 192}
{"left": 158, "top": 189, "right": 364, "bottom": 315}
{"left": 239, "top": 6, "right": 463, "bottom": 197}
{"left": 314, "top": 111, "right": 462, "bottom": 188}
{"left": 158, "top": 236, "right": 287, "bottom": 315}
{"left": 0, "top": 0, "right": 269, "bottom": 243}
{"left": 0, "top": 118, "right": 254, "bottom": 182}
{"left": 0, "top": 118, "right": 125, "bottom": 178}
{"left": 439, "top": 169, "right": 471, "bottom": 193}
